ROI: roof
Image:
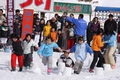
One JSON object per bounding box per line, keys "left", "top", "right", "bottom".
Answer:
{"left": 95, "top": 6, "right": 120, "bottom": 12}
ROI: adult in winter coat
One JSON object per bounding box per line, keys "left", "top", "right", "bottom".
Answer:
{"left": 66, "top": 14, "right": 87, "bottom": 43}
{"left": 87, "top": 17, "right": 100, "bottom": 46}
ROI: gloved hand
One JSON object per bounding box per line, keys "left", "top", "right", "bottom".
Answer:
{"left": 39, "top": 54, "right": 43, "bottom": 59}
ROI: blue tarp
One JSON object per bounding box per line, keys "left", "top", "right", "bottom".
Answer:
{"left": 95, "top": 6, "right": 120, "bottom": 12}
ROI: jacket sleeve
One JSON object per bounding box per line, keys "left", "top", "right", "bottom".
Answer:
{"left": 32, "top": 40, "right": 38, "bottom": 47}
{"left": 86, "top": 43, "right": 93, "bottom": 55}
{"left": 53, "top": 42, "right": 59, "bottom": 48}
{"left": 66, "top": 17, "right": 77, "bottom": 24}
{"left": 104, "top": 34, "right": 116, "bottom": 43}
{"left": 37, "top": 44, "right": 45, "bottom": 55}
{"left": 70, "top": 44, "right": 76, "bottom": 52}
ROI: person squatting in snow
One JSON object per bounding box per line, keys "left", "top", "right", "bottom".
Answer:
{"left": 66, "top": 36, "right": 93, "bottom": 74}
{"left": 23, "top": 33, "right": 38, "bottom": 69}
{"left": 56, "top": 51, "right": 74, "bottom": 68}
{"left": 37, "top": 36, "right": 62, "bottom": 75}
{"left": 10, "top": 34, "right": 24, "bottom": 71}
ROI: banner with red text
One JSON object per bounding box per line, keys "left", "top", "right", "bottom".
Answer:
{"left": 7, "top": 0, "right": 14, "bottom": 27}
{"left": 21, "top": 9, "right": 34, "bottom": 40}
{"left": 14, "top": 0, "right": 53, "bottom": 12}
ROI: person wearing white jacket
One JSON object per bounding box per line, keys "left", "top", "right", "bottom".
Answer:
{"left": 23, "top": 33, "right": 38, "bottom": 69}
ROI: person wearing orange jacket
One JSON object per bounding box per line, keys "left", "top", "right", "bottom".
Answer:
{"left": 89, "top": 28, "right": 104, "bottom": 73}
{"left": 50, "top": 27, "right": 57, "bottom": 42}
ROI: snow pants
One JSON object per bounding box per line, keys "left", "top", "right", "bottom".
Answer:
{"left": 74, "top": 60, "right": 83, "bottom": 74}
{"left": 11, "top": 53, "right": 24, "bottom": 69}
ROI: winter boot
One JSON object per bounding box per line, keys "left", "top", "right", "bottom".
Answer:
{"left": 74, "top": 71, "right": 79, "bottom": 74}
{"left": 47, "top": 68, "right": 52, "bottom": 75}
{"left": 89, "top": 68, "right": 94, "bottom": 73}
{"left": 19, "top": 67, "right": 23, "bottom": 72}
{"left": 11, "top": 68, "right": 16, "bottom": 71}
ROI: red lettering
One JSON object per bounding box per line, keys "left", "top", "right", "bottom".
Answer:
{"left": 45, "top": 0, "right": 51, "bottom": 10}
{"left": 55, "top": 5, "right": 61, "bottom": 12}
{"left": 20, "top": 0, "right": 33, "bottom": 8}
{"left": 35, "top": 0, "right": 43, "bottom": 6}
{"left": 20, "top": 0, "right": 51, "bottom": 10}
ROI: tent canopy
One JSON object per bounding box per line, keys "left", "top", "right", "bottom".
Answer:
{"left": 95, "top": 6, "right": 120, "bottom": 12}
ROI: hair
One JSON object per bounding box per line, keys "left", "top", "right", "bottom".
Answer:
{"left": 46, "top": 20, "right": 51, "bottom": 25}
{"left": 70, "top": 13, "right": 74, "bottom": 16}
{"left": 58, "top": 29, "right": 62, "bottom": 31}
{"left": 79, "top": 14, "right": 84, "bottom": 18}
{"left": 78, "top": 36, "right": 84, "bottom": 41}
{"left": 96, "top": 28, "right": 103, "bottom": 35}
{"left": 50, "top": 27, "right": 56, "bottom": 32}
{"left": 11, "top": 33, "right": 19, "bottom": 40}
{"left": 63, "top": 12, "right": 68, "bottom": 15}
{"left": 109, "top": 14, "right": 113, "bottom": 18}
{"left": 45, "top": 36, "right": 53, "bottom": 42}
{"left": 24, "top": 33, "right": 32, "bottom": 41}
{"left": 93, "top": 17, "right": 98, "bottom": 22}
{"left": 63, "top": 50, "right": 69, "bottom": 54}
{"left": 15, "top": 9, "right": 20, "bottom": 13}
{"left": 0, "top": 9, "right": 3, "bottom": 13}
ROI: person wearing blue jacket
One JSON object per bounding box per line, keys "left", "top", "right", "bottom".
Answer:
{"left": 67, "top": 36, "right": 93, "bottom": 74}
{"left": 66, "top": 14, "right": 87, "bottom": 43}
{"left": 103, "top": 28, "right": 117, "bottom": 69}
{"left": 37, "top": 36, "right": 62, "bottom": 75}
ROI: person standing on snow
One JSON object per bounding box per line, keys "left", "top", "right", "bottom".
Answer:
{"left": 66, "top": 14, "right": 87, "bottom": 43}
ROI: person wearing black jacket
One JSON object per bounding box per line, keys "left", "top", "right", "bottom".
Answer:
{"left": 56, "top": 51, "right": 74, "bottom": 68}
{"left": 104, "top": 14, "right": 117, "bottom": 34}
{"left": 11, "top": 34, "right": 23, "bottom": 71}
{"left": 0, "top": 21, "right": 10, "bottom": 45}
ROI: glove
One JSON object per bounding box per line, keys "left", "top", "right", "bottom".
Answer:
{"left": 39, "top": 54, "right": 43, "bottom": 59}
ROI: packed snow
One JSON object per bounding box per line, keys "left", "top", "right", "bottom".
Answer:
{"left": 0, "top": 51, "right": 120, "bottom": 80}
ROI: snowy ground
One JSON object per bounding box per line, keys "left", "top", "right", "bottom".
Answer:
{"left": 0, "top": 51, "right": 120, "bottom": 80}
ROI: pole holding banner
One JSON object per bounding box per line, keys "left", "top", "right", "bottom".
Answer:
{"left": 7, "top": 0, "right": 14, "bottom": 27}
{"left": 21, "top": 9, "right": 34, "bottom": 40}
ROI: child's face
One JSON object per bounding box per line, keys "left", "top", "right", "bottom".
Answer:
{"left": 12, "top": 38, "right": 17, "bottom": 42}
{"left": 47, "top": 21, "right": 50, "bottom": 25}
{"left": 58, "top": 30, "right": 62, "bottom": 34}
{"left": 26, "top": 36, "right": 31, "bottom": 41}
{"left": 78, "top": 40, "right": 84, "bottom": 44}
{"left": 64, "top": 52, "right": 69, "bottom": 58}
{"left": 51, "top": 28, "right": 55, "bottom": 32}
{"left": 36, "top": 22, "right": 39, "bottom": 25}
{"left": 46, "top": 39, "right": 52, "bottom": 44}
{"left": 3, "top": 23, "right": 7, "bottom": 26}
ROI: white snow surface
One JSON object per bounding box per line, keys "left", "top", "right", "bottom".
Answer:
{"left": 0, "top": 51, "right": 120, "bottom": 80}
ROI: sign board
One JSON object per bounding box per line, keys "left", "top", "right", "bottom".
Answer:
{"left": 21, "top": 9, "right": 34, "bottom": 40}
{"left": 7, "top": 0, "right": 14, "bottom": 27}
{"left": 54, "top": 2, "right": 91, "bottom": 14}
{"left": 14, "top": 0, "right": 54, "bottom": 12}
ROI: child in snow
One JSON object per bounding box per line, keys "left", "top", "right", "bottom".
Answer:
{"left": 11, "top": 34, "right": 24, "bottom": 71}
{"left": 37, "top": 36, "right": 62, "bottom": 75}
{"left": 56, "top": 51, "right": 74, "bottom": 68}
{"left": 103, "top": 27, "right": 117, "bottom": 69}
{"left": 89, "top": 28, "right": 104, "bottom": 72}
{"left": 23, "top": 33, "right": 38, "bottom": 69}
{"left": 67, "top": 36, "right": 93, "bottom": 74}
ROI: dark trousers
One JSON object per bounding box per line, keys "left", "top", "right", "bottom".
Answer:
{"left": 87, "top": 31, "right": 94, "bottom": 46}
{"left": 24, "top": 53, "right": 32, "bottom": 67}
{"left": 90, "top": 51, "right": 104, "bottom": 69}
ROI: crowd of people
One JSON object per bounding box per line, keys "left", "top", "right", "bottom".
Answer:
{"left": 0, "top": 9, "right": 119, "bottom": 75}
